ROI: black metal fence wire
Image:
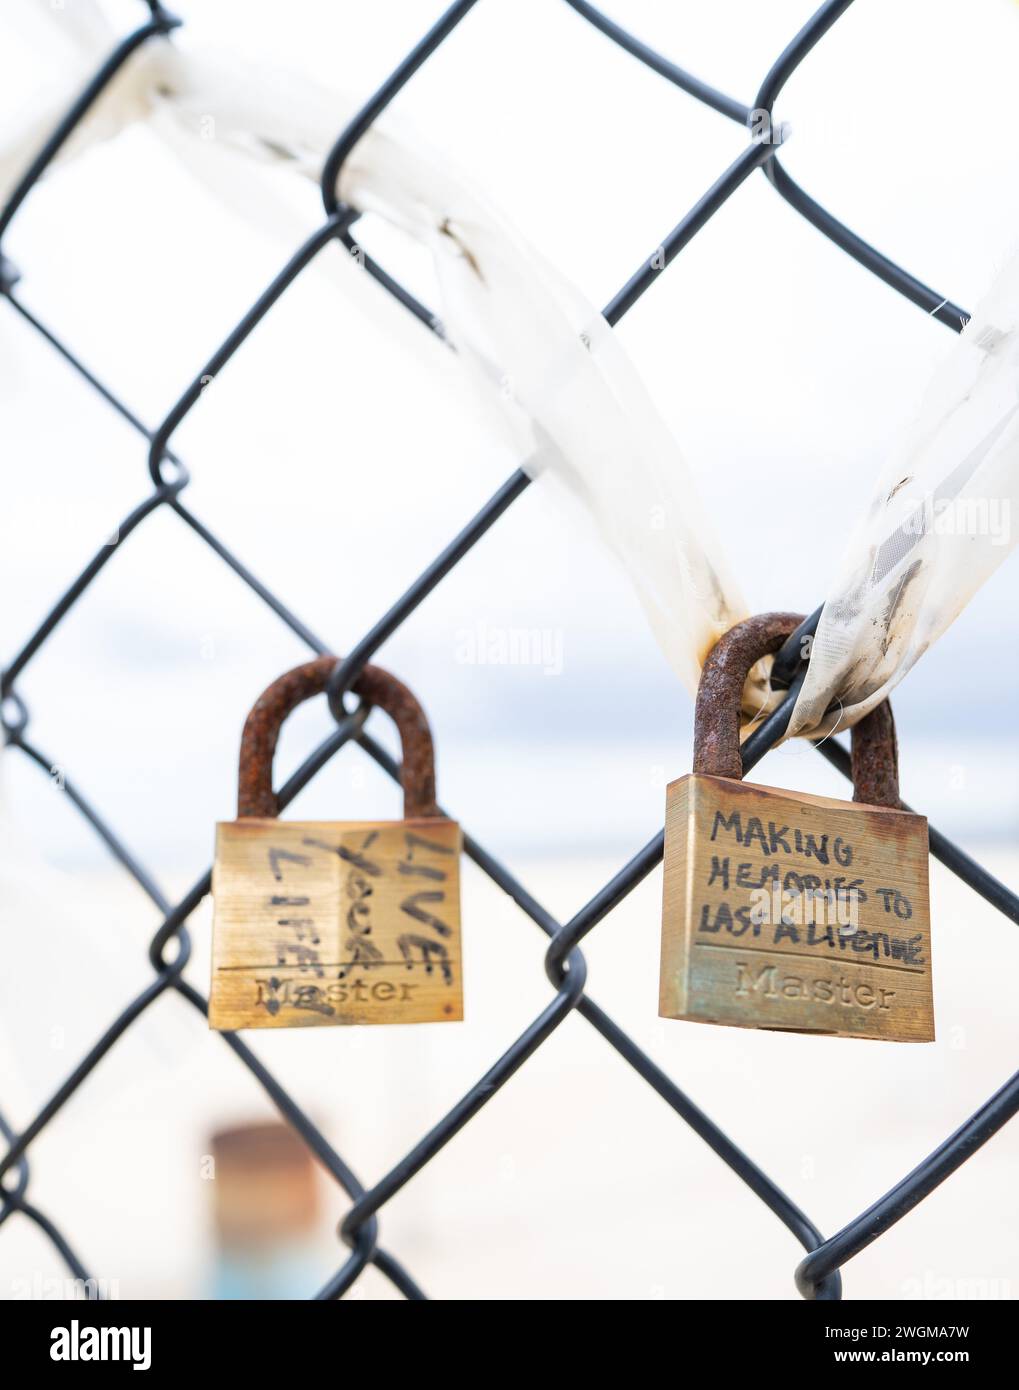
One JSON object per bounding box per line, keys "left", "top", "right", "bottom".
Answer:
{"left": 1, "top": 0, "right": 1018, "bottom": 1302}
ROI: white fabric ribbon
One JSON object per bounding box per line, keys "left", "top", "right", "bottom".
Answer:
{"left": 3, "top": 0, "right": 1017, "bottom": 735}
{"left": 1, "top": 3, "right": 749, "bottom": 699}
{"left": 789, "top": 267, "right": 1019, "bottom": 735}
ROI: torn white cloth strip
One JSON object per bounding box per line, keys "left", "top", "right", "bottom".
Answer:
{"left": 4, "top": 1, "right": 1017, "bottom": 738}
{"left": 338, "top": 120, "right": 750, "bottom": 692}
{"left": 149, "top": 40, "right": 752, "bottom": 692}
{"left": 1, "top": 2, "right": 749, "bottom": 701}
{"left": 788, "top": 254, "right": 1019, "bottom": 737}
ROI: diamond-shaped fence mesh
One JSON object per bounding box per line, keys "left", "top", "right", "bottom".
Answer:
{"left": 2, "top": 0, "right": 1018, "bottom": 1302}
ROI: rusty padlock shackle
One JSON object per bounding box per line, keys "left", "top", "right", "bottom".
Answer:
{"left": 693, "top": 612, "right": 901, "bottom": 809}
{"left": 237, "top": 656, "right": 438, "bottom": 820}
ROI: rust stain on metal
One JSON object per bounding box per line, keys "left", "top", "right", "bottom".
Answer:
{"left": 237, "top": 656, "right": 438, "bottom": 820}
{"left": 850, "top": 698, "right": 900, "bottom": 808}
{"left": 694, "top": 611, "right": 901, "bottom": 807}
{"left": 693, "top": 612, "right": 804, "bottom": 781}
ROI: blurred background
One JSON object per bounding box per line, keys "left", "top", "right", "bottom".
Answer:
{"left": 0, "top": 0, "right": 1017, "bottom": 1300}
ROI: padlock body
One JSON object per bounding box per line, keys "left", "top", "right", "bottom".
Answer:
{"left": 210, "top": 818, "right": 462, "bottom": 1029}
{"left": 660, "top": 774, "right": 933, "bottom": 1042}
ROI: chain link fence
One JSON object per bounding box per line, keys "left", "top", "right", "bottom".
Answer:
{"left": 1, "top": 0, "right": 1018, "bottom": 1302}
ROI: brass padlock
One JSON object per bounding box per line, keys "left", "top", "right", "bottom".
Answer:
{"left": 659, "top": 613, "right": 933, "bottom": 1042}
{"left": 210, "top": 657, "right": 462, "bottom": 1030}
